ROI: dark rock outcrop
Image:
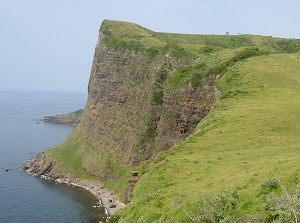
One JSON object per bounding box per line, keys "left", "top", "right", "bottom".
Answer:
{"left": 21, "top": 153, "right": 56, "bottom": 178}
{"left": 125, "top": 171, "right": 140, "bottom": 203}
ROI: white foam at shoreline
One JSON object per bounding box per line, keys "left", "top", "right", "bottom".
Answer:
{"left": 49, "top": 176, "right": 125, "bottom": 216}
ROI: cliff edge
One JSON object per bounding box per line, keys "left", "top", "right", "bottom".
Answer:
{"left": 24, "top": 20, "right": 300, "bottom": 222}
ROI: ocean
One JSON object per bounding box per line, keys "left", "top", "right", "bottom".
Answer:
{"left": 0, "top": 91, "right": 107, "bottom": 223}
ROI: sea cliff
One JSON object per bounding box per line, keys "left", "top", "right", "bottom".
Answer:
{"left": 24, "top": 20, "right": 300, "bottom": 222}
{"left": 23, "top": 19, "right": 219, "bottom": 204}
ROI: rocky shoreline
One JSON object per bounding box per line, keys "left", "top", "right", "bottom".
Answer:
{"left": 21, "top": 153, "right": 124, "bottom": 218}
{"left": 43, "top": 109, "right": 84, "bottom": 126}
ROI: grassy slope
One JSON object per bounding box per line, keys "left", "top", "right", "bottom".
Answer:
{"left": 112, "top": 53, "right": 300, "bottom": 222}
{"left": 44, "top": 20, "right": 300, "bottom": 221}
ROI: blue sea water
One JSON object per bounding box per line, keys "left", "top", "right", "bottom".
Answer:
{"left": 0, "top": 91, "right": 107, "bottom": 223}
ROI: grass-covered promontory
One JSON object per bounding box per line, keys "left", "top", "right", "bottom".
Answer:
{"left": 44, "top": 20, "right": 300, "bottom": 222}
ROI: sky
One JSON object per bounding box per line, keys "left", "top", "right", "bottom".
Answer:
{"left": 1, "top": 0, "right": 299, "bottom": 93}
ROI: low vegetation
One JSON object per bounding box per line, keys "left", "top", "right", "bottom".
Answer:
{"left": 185, "top": 190, "right": 240, "bottom": 222}
{"left": 184, "top": 179, "right": 300, "bottom": 223}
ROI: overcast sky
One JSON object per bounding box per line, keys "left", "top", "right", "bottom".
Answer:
{"left": 1, "top": 0, "right": 299, "bottom": 93}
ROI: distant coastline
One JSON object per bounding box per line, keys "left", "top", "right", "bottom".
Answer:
{"left": 43, "top": 116, "right": 80, "bottom": 125}
{"left": 43, "top": 109, "right": 84, "bottom": 126}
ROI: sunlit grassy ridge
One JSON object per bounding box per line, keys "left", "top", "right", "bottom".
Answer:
{"left": 112, "top": 53, "right": 300, "bottom": 222}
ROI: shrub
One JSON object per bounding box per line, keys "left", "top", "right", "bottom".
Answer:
{"left": 156, "top": 69, "right": 168, "bottom": 84}
{"left": 276, "top": 39, "right": 300, "bottom": 53}
{"left": 163, "top": 43, "right": 194, "bottom": 59}
{"left": 147, "top": 47, "right": 159, "bottom": 58}
{"left": 199, "top": 46, "right": 221, "bottom": 54}
{"left": 261, "top": 181, "right": 300, "bottom": 222}
{"left": 150, "top": 91, "right": 164, "bottom": 105}
{"left": 230, "top": 47, "right": 268, "bottom": 63}
{"left": 260, "top": 178, "right": 280, "bottom": 194}
{"left": 185, "top": 190, "right": 239, "bottom": 222}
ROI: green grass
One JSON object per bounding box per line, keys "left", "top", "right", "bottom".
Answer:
{"left": 46, "top": 128, "right": 131, "bottom": 200}
{"left": 100, "top": 20, "right": 300, "bottom": 57}
{"left": 112, "top": 53, "right": 300, "bottom": 222}
{"left": 165, "top": 47, "right": 270, "bottom": 92}
{"left": 46, "top": 130, "right": 91, "bottom": 179}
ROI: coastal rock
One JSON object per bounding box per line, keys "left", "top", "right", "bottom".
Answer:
{"left": 21, "top": 153, "right": 55, "bottom": 177}
{"left": 109, "top": 203, "right": 116, "bottom": 208}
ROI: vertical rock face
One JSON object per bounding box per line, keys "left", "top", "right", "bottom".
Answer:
{"left": 79, "top": 31, "right": 154, "bottom": 166}
{"left": 155, "top": 75, "right": 219, "bottom": 153}
{"left": 75, "top": 20, "right": 219, "bottom": 179}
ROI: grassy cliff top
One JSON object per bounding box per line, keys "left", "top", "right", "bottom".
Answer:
{"left": 100, "top": 20, "right": 300, "bottom": 55}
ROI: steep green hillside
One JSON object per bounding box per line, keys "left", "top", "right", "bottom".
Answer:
{"left": 111, "top": 53, "right": 300, "bottom": 222}
{"left": 36, "top": 20, "right": 300, "bottom": 222}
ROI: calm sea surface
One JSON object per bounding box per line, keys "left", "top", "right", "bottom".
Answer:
{"left": 0, "top": 91, "right": 107, "bottom": 223}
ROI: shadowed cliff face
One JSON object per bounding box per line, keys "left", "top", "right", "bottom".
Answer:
{"left": 76, "top": 25, "right": 219, "bottom": 178}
